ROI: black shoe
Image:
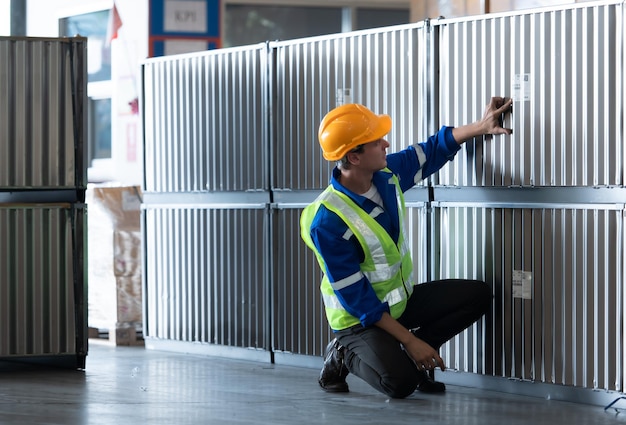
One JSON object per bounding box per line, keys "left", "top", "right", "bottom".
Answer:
{"left": 416, "top": 370, "right": 446, "bottom": 394}
{"left": 319, "top": 338, "right": 349, "bottom": 393}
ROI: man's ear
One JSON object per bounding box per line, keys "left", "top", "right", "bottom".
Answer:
{"left": 346, "top": 151, "right": 360, "bottom": 166}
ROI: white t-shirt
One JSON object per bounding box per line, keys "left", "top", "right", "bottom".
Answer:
{"left": 361, "top": 184, "right": 384, "bottom": 208}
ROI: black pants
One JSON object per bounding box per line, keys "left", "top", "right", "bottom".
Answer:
{"left": 335, "top": 279, "right": 492, "bottom": 398}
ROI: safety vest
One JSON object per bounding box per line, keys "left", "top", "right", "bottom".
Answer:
{"left": 300, "top": 169, "right": 414, "bottom": 330}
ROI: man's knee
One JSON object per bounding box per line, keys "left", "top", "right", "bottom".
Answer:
{"left": 380, "top": 375, "right": 418, "bottom": 399}
{"left": 475, "top": 280, "right": 493, "bottom": 313}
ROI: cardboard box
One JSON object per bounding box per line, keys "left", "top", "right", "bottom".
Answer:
{"left": 89, "top": 185, "right": 144, "bottom": 346}
{"left": 111, "top": 324, "right": 144, "bottom": 346}
{"left": 87, "top": 186, "right": 117, "bottom": 333}
{"left": 116, "top": 275, "right": 143, "bottom": 324}
{"left": 92, "top": 185, "right": 142, "bottom": 230}
{"left": 114, "top": 230, "right": 142, "bottom": 277}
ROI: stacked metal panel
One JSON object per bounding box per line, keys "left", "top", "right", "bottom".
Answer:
{"left": 271, "top": 23, "right": 429, "bottom": 191}
{"left": 143, "top": 45, "right": 267, "bottom": 193}
{"left": 431, "top": 0, "right": 625, "bottom": 393}
{"left": 434, "top": 3, "right": 622, "bottom": 188}
{"left": 0, "top": 204, "right": 86, "bottom": 359}
{"left": 0, "top": 38, "right": 87, "bottom": 190}
{"left": 436, "top": 206, "right": 623, "bottom": 387}
{"left": 141, "top": 44, "right": 270, "bottom": 354}
{"left": 141, "top": 0, "right": 626, "bottom": 403}
{"left": 0, "top": 37, "right": 87, "bottom": 368}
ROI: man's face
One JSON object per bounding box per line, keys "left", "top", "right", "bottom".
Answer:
{"left": 357, "top": 138, "right": 389, "bottom": 171}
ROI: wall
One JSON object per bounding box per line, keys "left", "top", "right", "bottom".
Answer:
{"left": 0, "top": 0, "right": 9, "bottom": 35}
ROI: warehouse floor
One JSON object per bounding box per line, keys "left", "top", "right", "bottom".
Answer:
{"left": 1, "top": 341, "right": 626, "bottom": 425}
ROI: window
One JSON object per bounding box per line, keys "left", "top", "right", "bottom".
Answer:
{"left": 90, "top": 98, "right": 112, "bottom": 160}
{"left": 223, "top": 4, "right": 410, "bottom": 48}
{"left": 59, "top": 9, "right": 112, "bottom": 173}
{"left": 224, "top": 5, "right": 342, "bottom": 47}
{"left": 356, "top": 8, "right": 410, "bottom": 31}
{"left": 60, "top": 9, "right": 111, "bottom": 82}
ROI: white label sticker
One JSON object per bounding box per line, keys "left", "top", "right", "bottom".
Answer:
{"left": 164, "top": 0, "right": 208, "bottom": 33}
{"left": 512, "top": 73, "right": 531, "bottom": 101}
{"left": 512, "top": 270, "right": 533, "bottom": 299}
{"left": 336, "top": 88, "right": 352, "bottom": 106}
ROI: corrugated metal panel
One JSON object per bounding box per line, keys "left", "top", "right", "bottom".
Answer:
{"left": 434, "top": 204, "right": 623, "bottom": 392}
{"left": 434, "top": 1, "right": 623, "bottom": 187}
{"left": 271, "top": 23, "right": 429, "bottom": 191}
{"left": 142, "top": 45, "right": 268, "bottom": 193}
{"left": 143, "top": 206, "right": 268, "bottom": 349}
{"left": 0, "top": 37, "right": 87, "bottom": 190}
{"left": 271, "top": 207, "right": 331, "bottom": 356}
{"left": 0, "top": 204, "right": 86, "bottom": 359}
{"left": 272, "top": 205, "right": 429, "bottom": 357}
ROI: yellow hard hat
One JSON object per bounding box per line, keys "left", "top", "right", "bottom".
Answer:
{"left": 318, "top": 103, "right": 392, "bottom": 161}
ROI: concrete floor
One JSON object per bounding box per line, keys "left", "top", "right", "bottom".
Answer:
{"left": 1, "top": 341, "right": 626, "bottom": 425}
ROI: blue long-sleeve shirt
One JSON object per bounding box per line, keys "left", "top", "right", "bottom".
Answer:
{"left": 308, "top": 126, "right": 461, "bottom": 330}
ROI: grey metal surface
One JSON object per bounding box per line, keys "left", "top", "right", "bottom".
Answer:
{"left": 271, "top": 22, "right": 429, "bottom": 192}
{"left": 433, "top": 186, "right": 626, "bottom": 207}
{"left": 0, "top": 37, "right": 87, "bottom": 190}
{"left": 426, "top": 0, "right": 626, "bottom": 396}
{"left": 142, "top": 206, "right": 269, "bottom": 350}
{"left": 0, "top": 204, "right": 86, "bottom": 365}
{"left": 142, "top": 44, "right": 268, "bottom": 193}
{"left": 271, "top": 207, "right": 331, "bottom": 357}
{"left": 433, "top": 1, "right": 623, "bottom": 187}
{"left": 433, "top": 204, "right": 624, "bottom": 392}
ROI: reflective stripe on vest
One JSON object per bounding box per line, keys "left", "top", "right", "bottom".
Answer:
{"left": 322, "top": 285, "right": 408, "bottom": 311}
